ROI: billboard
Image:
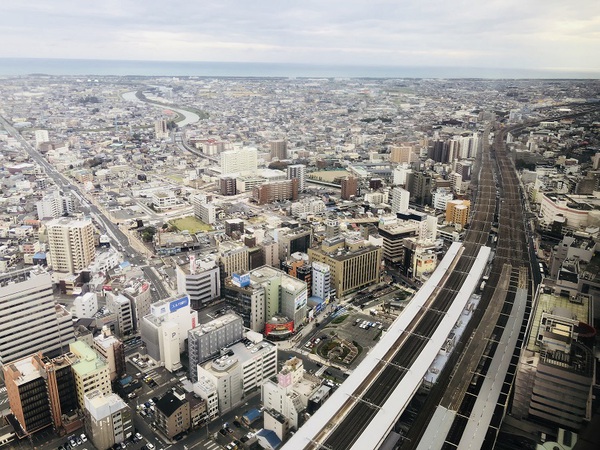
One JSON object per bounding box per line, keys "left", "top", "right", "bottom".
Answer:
{"left": 295, "top": 290, "right": 307, "bottom": 311}
{"left": 232, "top": 273, "right": 251, "bottom": 288}
{"left": 265, "top": 320, "right": 294, "bottom": 335}
{"left": 169, "top": 295, "right": 189, "bottom": 313}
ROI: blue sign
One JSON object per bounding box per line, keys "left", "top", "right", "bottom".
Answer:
{"left": 233, "top": 273, "right": 251, "bottom": 287}
{"left": 169, "top": 296, "right": 189, "bottom": 312}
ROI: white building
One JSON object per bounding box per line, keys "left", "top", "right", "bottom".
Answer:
{"left": 197, "top": 340, "right": 277, "bottom": 414}
{"left": 140, "top": 295, "right": 198, "bottom": 372}
{"left": 290, "top": 198, "right": 326, "bottom": 217}
{"left": 84, "top": 390, "right": 133, "bottom": 449}
{"left": 74, "top": 292, "right": 99, "bottom": 319}
{"left": 176, "top": 255, "right": 221, "bottom": 310}
{"left": 311, "top": 262, "right": 331, "bottom": 301}
{"left": 35, "top": 129, "right": 49, "bottom": 148}
{"left": 391, "top": 187, "right": 410, "bottom": 214}
{"left": 192, "top": 194, "right": 217, "bottom": 225}
{"left": 152, "top": 190, "right": 177, "bottom": 211}
{"left": 432, "top": 188, "right": 454, "bottom": 211}
{"left": 105, "top": 292, "right": 134, "bottom": 337}
{"left": 221, "top": 147, "right": 258, "bottom": 175}
{"left": 193, "top": 376, "right": 219, "bottom": 419}
{"left": 393, "top": 164, "right": 412, "bottom": 186}
{"left": 0, "top": 267, "right": 75, "bottom": 365}
{"left": 36, "top": 190, "right": 75, "bottom": 219}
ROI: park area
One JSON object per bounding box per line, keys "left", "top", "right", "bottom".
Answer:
{"left": 169, "top": 216, "right": 212, "bottom": 233}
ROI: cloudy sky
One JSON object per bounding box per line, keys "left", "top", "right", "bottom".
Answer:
{"left": 1, "top": 0, "right": 599, "bottom": 72}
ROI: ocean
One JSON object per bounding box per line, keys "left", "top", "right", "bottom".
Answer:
{"left": 0, "top": 58, "right": 598, "bottom": 79}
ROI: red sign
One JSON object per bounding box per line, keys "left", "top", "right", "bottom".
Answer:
{"left": 265, "top": 321, "right": 294, "bottom": 335}
{"left": 103, "top": 285, "right": 113, "bottom": 291}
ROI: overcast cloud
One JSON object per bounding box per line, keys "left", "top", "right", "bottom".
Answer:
{"left": 1, "top": 0, "right": 599, "bottom": 72}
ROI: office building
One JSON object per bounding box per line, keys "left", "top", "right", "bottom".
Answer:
{"left": 407, "top": 171, "right": 433, "bottom": 205}
{"left": 225, "top": 218, "right": 245, "bottom": 237}
{"left": 140, "top": 295, "right": 198, "bottom": 372}
{"left": 308, "top": 235, "right": 382, "bottom": 298}
{"left": 70, "top": 341, "right": 111, "bottom": 410}
{"left": 152, "top": 190, "right": 177, "bottom": 211}
{"left": 222, "top": 278, "right": 267, "bottom": 332}
{"left": 73, "top": 292, "right": 98, "bottom": 319}
{"left": 270, "top": 139, "right": 287, "bottom": 160}
{"left": 218, "top": 241, "right": 249, "bottom": 279}
{"left": 281, "top": 253, "right": 312, "bottom": 298}
{"left": 155, "top": 390, "right": 191, "bottom": 439}
{"left": 513, "top": 292, "right": 594, "bottom": 431}
{"left": 193, "top": 376, "right": 219, "bottom": 420}
{"left": 35, "top": 129, "right": 49, "bottom": 148}
{"left": 287, "top": 164, "right": 306, "bottom": 192}
{"left": 3, "top": 352, "right": 78, "bottom": 436}
{"left": 47, "top": 217, "right": 95, "bottom": 274}
{"left": 221, "top": 147, "right": 258, "bottom": 175}
{"left": 445, "top": 199, "right": 471, "bottom": 227}
{"left": 84, "top": 390, "right": 133, "bottom": 450}
{"left": 0, "top": 268, "right": 75, "bottom": 365}
{"left": 432, "top": 188, "right": 454, "bottom": 211}
{"left": 340, "top": 177, "right": 358, "bottom": 200}
{"left": 311, "top": 262, "right": 331, "bottom": 301}
{"left": 188, "top": 313, "right": 244, "bottom": 382}
{"left": 276, "top": 226, "right": 312, "bottom": 262}
{"left": 377, "top": 219, "right": 419, "bottom": 266}
{"left": 176, "top": 255, "right": 220, "bottom": 310}
{"left": 219, "top": 175, "right": 237, "bottom": 196}
{"left": 393, "top": 164, "right": 412, "bottom": 186}
{"left": 252, "top": 179, "right": 299, "bottom": 205}
{"left": 121, "top": 278, "right": 153, "bottom": 331}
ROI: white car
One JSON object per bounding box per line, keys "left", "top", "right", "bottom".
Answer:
{"left": 80, "top": 434, "right": 88, "bottom": 442}
{"left": 147, "top": 444, "right": 155, "bottom": 450}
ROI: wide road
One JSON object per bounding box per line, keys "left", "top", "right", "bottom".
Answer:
{"left": 0, "top": 115, "right": 169, "bottom": 302}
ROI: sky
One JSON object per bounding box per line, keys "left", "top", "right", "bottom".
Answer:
{"left": 1, "top": 0, "right": 599, "bottom": 73}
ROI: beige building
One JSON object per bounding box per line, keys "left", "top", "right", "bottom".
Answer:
{"left": 218, "top": 241, "right": 249, "bottom": 278}
{"left": 46, "top": 217, "right": 95, "bottom": 274}
{"left": 308, "top": 235, "right": 382, "bottom": 298}
{"left": 390, "top": 145, "right": 416, "bottom": 164}
{"left": 93, "top": 327, "right": 125, "bottom": 381}
{"left": 70, "top": 341, "right": 111, "bottom": 409}
{"left": 84, "top": 390, "right": 133, "bottom": 449}
{"left": 445, "top": 199, "right": 471, "bottom": 227}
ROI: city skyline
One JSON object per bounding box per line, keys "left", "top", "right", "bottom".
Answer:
{"left": 1, "top": 1, "right": 599, "bottom": 76}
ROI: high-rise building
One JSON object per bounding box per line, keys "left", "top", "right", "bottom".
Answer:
{"left": 69, "top": 341, "right": 111, "bottom": 409}
{"left": 36, "top": 190, "right": 75, "bottom": 219}
{"left": 35, "top": 129, "right": 49, "bottom": 148}
{"left": 84, "top": 390, "right": 133, "bottom": 449}
{"left": 155, "top": 119, "right": 169, "bottom": 140}
{"left": 270, "top": 139, "right": 287, "bottom": 160}
{"left": 3, "top": 352, "right": 78, "bottom": 436}
{"left": 390, "top": 145, "right": 416, "bottom": 164}
{"left": 281, "top": 252, "right": 312, "bottom": 298}
{"left": 377, "top": 219, "right": 419, "bottom": 266}
{"left": 105, "top": 292, "right": 134, "bottom": 337}
{"left": 287, "top": 164, "right": 306, "bottom": 192}
{"left": 407, "top": 172, "right": 433, "bottom": 206}
{"left": 221, "top": 147, "right": 258, "bottom": 175}
{"left": 432, "top": 188, "right": 454, "bottom": 211}
{"left": 176, "top": 255, "right": 220, "bottom": 310}
{"left": 0, "top": 268, "right": 74, "bottom": 365}
{"left": 219, "top": 176, "right": 237, "bottom": 196}
{"left": 391, "top": 187, "right": 410, "bottom": 214}
{"left": 308, "top": 236, "right": 382, "bottom": 298}
{"left": 252, "top": 179, "right": 299, "bottom": 205}
{"left": 46, "top": 217, "right": 95, "bottom": 274}
{"left": 340, "top": 177, "right": 358, "bottom": 200}
{"left": 445, "top": 199, "right": 471, "bottom": 227}
{"left": 393, "top": 164, "right": 412, "bottom": 186}
{"left": 218, "top": 242, "right": 249, "bottom": 278}
{"left": 187, "top": 313, "right": 244, "bottom": 382}
{"left": 192, "top": 194, "right": 216, "bottom": 225}
{"left": 312, "top": 261, "right": 331, "bottom": 301}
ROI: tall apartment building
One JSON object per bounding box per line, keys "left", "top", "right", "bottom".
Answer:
{"left": 3, "top": 352, "right": 78, "bottom": 436}
{"left": 312, "top": 262, "right": 331, "bottom": 301}
{"left": 155, "top": 390, "right": 191, "bottom": 439}
{"left": 0, "top": 268, "right": 75, "bottom": 365}
{"left": 155, "top": 118, "right": 169, "bottom": 139}
{"left": 391, "top": 187, "right": 410, "bottom": 214}
{"left": 176, "top": 255, "right": 221, "bottom": 310}
{"left": 393, "top": 164, "right": 412, "bottom": 186}
{"left": 390, "top": 145, "right": 416, "bottom": 164}
{"left": 252, "top": 179, "right": 299, "bottom": 205}
{"left": 219, "top": 176, "right": 237, "bottom": 196}
{"left": 69, "top": 341, "right": 111, "bottom": 409}
{"left": 340, "top": 177, "right": 358, "bottom": 200}
{"left": 188, "top": 313, "right": 244, "bottom": 382}
{"left": 270, "top": 139, "right": 287, "bottom": 160}
{"left": 287, "top": 164, "right": 306, "bottom": 192}
{"left": 35, "top": 129, "right": 49, "bottom": 148}
{"left": 84, "top": 390, "right": 133, "bottom": 449}
{"left": 308, "top": 236, "right": 382, "bottom": 298}
{"left": 221, "top": 147, "right": 258, "bottom": 174}
{"left": 407, "top": 171, "right": 433, "bottom": 206}
{"left": 445, "top": 199, "right": 471, "bottom": 227}
{"left": 46, "top": 217, "right": 95, "bottom": 274}
{"left": 192, "top": 194, "right": 216, "bottom": 225}
{"left": 36, "top": 190, "right": 75, "bottom": 219}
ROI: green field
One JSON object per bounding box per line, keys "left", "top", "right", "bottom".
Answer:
{"left": 169, "top": 216, "right": 213, "bottom": 233}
